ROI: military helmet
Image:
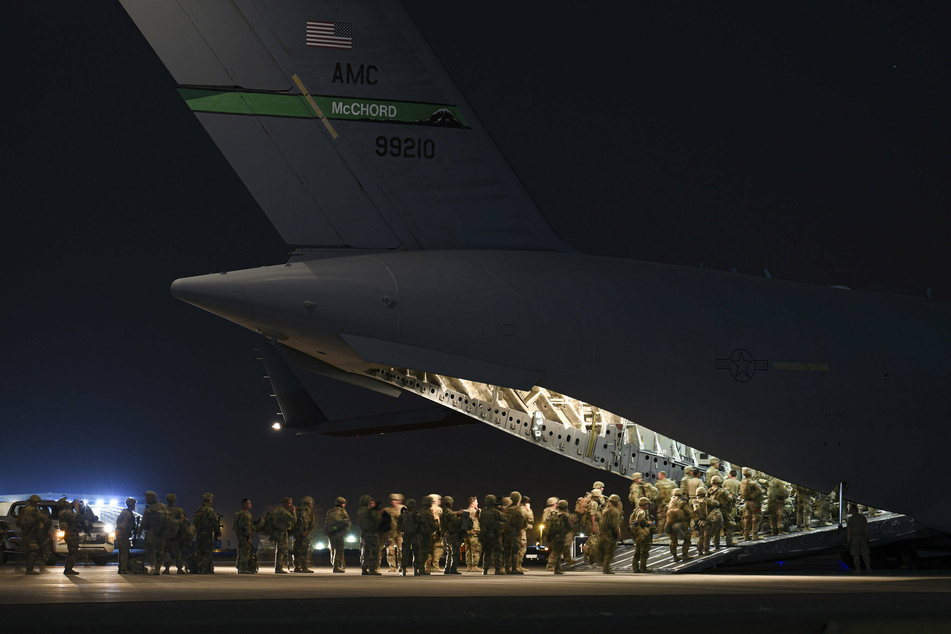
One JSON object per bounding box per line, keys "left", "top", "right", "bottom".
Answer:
{"left": 593, "top": 481, "right": 605, "bottom": 489}
{"left": 359, "top": 495, "right": 371, "bottom": 506}
{"left": 28, "top": 494, "right": 41, "bottom": 503}
{"left": 608, "top": 494, "right": 621, "bottom": 503}
{"left": 145, "top": 491, "right": 157, "bottom": 503}
{"left": 202, "top": 492, "right": 214, "bottom": 502}
{"left": 405, "top": 498, "right": 416, "bottom": 510}
{"left": 429, "top": 493, "right": 442, "bottom": 501}
{"left": 557, "top": 500, "right": 569, "bottom": 510}
{"left": 484, "top": 494, "right": 498, "bottom": 507}
{"left": 697, "top": 487, "right": 707, "bottom": 497}
{"left": 711, "top": 475, "right": 723, "bottom": 485}
{"left": 672, "top": 488, "right": 683, "bottom": 497}
{"left": 632, "top": 472, "right": 643, "bottom": 481}
{"left": 500, "top": 497, "right": 512, "bottom": 508}
{"left": 166, "top": 493, "right": 177, "bottom": 504}
{"left": 546, "top": 497, "right": 559, "bottom": 507}
{"left": 742, "top": 468, "right": 752, "bottom": 477}
{"left": 709, "top": 457, "right": 720, "bottom": 465}
{"left": 591, "top": 489, "right": 603, "bottom": 498}
{"left": 510, "top": 491, "right": 521, "bottom": 503}
{"left": 638, "top": 497, "right": 650, "bottom": 506}
{"left": 421, "top": 496, "right": 434, "bottom": 507}
{"left": 125, "top": 497, "right": 137, "bottom": 507}
{"left": 443, "top": 496, "right": 454, "bottom": 507}
{"left": 302, "top": 496, "right": 314, "bottom": 506}
{"left": 389, "top": 493, "right": 405, "bottom": 502}
{"left": 335, "top": 497, "right": 347, "bottom": 506}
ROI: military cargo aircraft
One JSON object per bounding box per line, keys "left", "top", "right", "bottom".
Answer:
{"left": 119, "top": 1, "right": 950, "bottom": 533}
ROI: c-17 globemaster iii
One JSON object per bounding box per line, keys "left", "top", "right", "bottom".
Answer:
{"left": 119, "top": 1, "right": 950, "bottom": 534}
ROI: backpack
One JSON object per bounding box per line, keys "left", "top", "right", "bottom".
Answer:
{"left": 574, "top": 496, "right": 589, "bottom": 516}
{"left": 180, "top": 516, "right": 196, "bottom": 541}
{"left": 459, "top": 510, "right": 474, "bottom": 534}
{"left": 378, "top": 511, "right": 393, "bottom": 533}
{"left": 547, "top": 511, "right": 567, "bottom": 540}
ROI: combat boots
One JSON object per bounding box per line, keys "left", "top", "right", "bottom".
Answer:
{"left": 275, "top": 566, "right": 287, "bottom": 574}
{"left": 681, "top": 543, "right": 693, "bottom": 560}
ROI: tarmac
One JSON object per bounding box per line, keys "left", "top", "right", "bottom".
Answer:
{"left": 4, "top": 558, "right": 951, "bottom": 632}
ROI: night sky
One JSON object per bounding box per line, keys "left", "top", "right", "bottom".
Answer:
{"left": 2, "top": 2, "right": 949, "bottom": 541}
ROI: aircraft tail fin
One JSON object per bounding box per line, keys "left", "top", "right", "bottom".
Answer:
{"left": 119, "top": 0, "right": 568, "bottom": 253}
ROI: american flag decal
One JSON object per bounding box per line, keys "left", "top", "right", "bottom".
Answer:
{"left": 306, "top": 21, "right": 353, "bottom": 50}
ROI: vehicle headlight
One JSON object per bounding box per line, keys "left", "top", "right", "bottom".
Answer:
{"left": 108, "top": 531, "right": 115, "bottom": 543}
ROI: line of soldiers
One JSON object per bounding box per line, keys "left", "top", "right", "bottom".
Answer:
{"left": 12, "top": 495, "right": 99, "bottom": 575}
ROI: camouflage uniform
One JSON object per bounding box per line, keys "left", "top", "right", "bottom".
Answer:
{"left": 502, "top": 492, "right": 528, "bottom": 574}
{"left": 598, "top": 495, "right": 623, "bottom": 574}
{"left": 546, "top": 501, "right": 571, "bottom": 574}
{"left": 767, "top": 478, "right": 789, "bottom": 536}
{"left": 271, "top": 498, "right": 297, "bottom": 573}
{"left": 397, "top": 499, "right": 420, "bottom": 575}
{"left": 142, "top": 491, "right": 169, "bottom": 576}
{"left": 581, "top": 489, "right": 605, "bottom": 565}
{"left": 628, "top": 473, "right": 658, "bottom": 512}
{"left": 694, "top": 488, "right": 721, "bottom": 555}
{"left": 666, "top": 489, "right": 693, "bottom": 562}
{"left": 541, "top": 497, "right": 558, "bottom": 570}
{"left": 709, "top": 476, "right": 735, "bottom": 548}
{"left": 685, "top": 471, "right": 704, "bottom": 501}
{"left": 115, "top": 498, "right": 137, "bottom": 574}
{"left": 846, "top": 503, "right": 871, "bottom": 573}
{"left": 57, "top": 499, "right": 80, "bottom": 575}
{"left": 233, "top": 502, "right": 260, "bottom": 574}
{"left": 426, "top": 494, "right": 444, "bottom": 573}
{"left": 357, "top": 495, "right": 382, "bottom": 575}
{"left": 740, "top": 470, "right": 764, "bottom": 540}
{"left": 704, "top": 459, "right": 723, "bottom": 488}
{"left": 16, "top": 496, "right": 50, "bottom": 574}
{"left": 516, "top": 497, "right": 534, "bottom": 573}
{"left": 795, "top": 485, "right": 814, "bottom": 531}
{"left": 463, "top": 498, "right": 482, "bottom": 571}
{"left": 383, "top": 494, "right": 405, "bottom": 572}
{"left": 479, "top": 495, "right": 504, "bottom": 575}
{"left": 416, "top": 496, "right": 438, "bottom": 575}
{"left": 629, "top": 497, "right": 653, "bottom": 573}
{"left": 724, "top": 472, "right": 742, "bottom": 499}
{"left": 293, "top": 497, "right": 315, "bottom": 573}
{"left": 325, "top": 497, "right": 350, "bottom": 573}
{"left": 654, "top": 473, "right": 677, "bottom": 535}
{"left": 440, "top": 496, "right": 462, "bottom": 574}
{"left": 164, "top": 494, "right": 187, "bottom": 574}
{"left": 193, "top": 493, "right": 219, "bottom": 574}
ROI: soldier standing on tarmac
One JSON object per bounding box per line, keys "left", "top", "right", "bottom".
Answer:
{"left": 846, "top": 503, "right": 872, "bottom": 573}
{"left": 397, "top": 498, "right": 420, "bottom": 576}
{"left": 383, "top": 493, "right": 405, "bottom": 573}
{"left": 426, "top": 494, "right": 444, "bottom": 573}
{"left": 164, "top": 493, "right": 187, "bottom": 574}
{"left": 598, "top": 494, "right": 623, "bottom": 574}
{"left": 546, "top": 500, "right": 571, "bottom": 574}
{"left": 325, "top": 497, "right": 350, "bottom": 573}
{"left": 741, "top": 469, "right": 764, "bottom": 541}
{"left": 233, "top": 498, "right": 261, "bottom": 574}
{"left": 416, "top": 496, "right": 438, "bottom": 575}
{"left": 581, "top": 488, "right": 605, "bottom": 565}
{"left": 193, "top": 492, "right": 219, "bottom": 574}
{"left": 16, "top": 495, "right": 50, "bottom": 575}
{"left": 142, "top": 491, "right": 169, "bottom": 576}
{"left": 630, "top": 496, "right": 653, "bottom": 573}
{"left": 440, "top": 496, "right": 463, "bottom": 574}
{"left": 270, "top": 497, "right": 296, "bottom": 573}
{"left": 463, "top": 497, "right": 482, "bottom": 572}
{"left": 293, "top": 496, "right": 315, "bottom": 573}
{"left": 357, "top": 496, "right": 382, "bottom": 576}
{"left": 479, "top": 495, "right": 504, "bottom": 575}
{"left": 57, "top": 498, "right": 80, "bottom": 575}
{"left": 516, "top": 496, "right": 534, "bottom": 573}
{"left": 502, "top": 491, "right": 528, "bottom": 574}
{"left": 116, "top": 497, "right": 137, "bottom": 574}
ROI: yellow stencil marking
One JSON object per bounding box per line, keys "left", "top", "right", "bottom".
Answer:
{"left": 291, "top": 74, "right": 338, "bottom": 139}
{"left": 773, "top": 362, "right": 830, "bottom": 372}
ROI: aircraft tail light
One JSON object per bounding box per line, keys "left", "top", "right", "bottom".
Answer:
{"left": 272, "top": 422, "right": 281, "bottom": 430}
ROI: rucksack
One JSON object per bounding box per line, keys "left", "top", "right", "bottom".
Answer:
{"left": 459, "top": 511, "right": 474, "bottom": 533}
{"left": 378, "top": 511, "right": 393, "bottom": 533}
{"left": 574, "top": 496, "right": 589, "bottom": 516}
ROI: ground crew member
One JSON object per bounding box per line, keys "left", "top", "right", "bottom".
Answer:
{"left": 116, "top": 497, "right": 137, "bottom": 574}
{"left": 630, "top": 496, "right": 653, "bottom": 573}
{"left": 193, "top": 492, "right": 219, "bottom": 574}
{"left": 57, "top": 498, "right": 80, "bottom": 575}
{"left": 325, "top": 497, "right": 350, "bottom": 573}
{"left": 293, "top": 496, "right": 315, "bottom": 573}
{"left": 479, "top": 495, "right": 504, "bottom": 575}
{"left": 741, "top": 469, "right": 764, "bottom": 541}
{"left": 142, "top": 491, "right": 168, "bottom": 576}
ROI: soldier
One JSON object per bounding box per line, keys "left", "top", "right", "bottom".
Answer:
{"left": 16, "top": 495, "right": 50, "bottom": 575}
{"left": 416, "top": 496, "right": 438, "bottom": 575}
{"left": 546, "top": 500, "right": 571, "bottom": 574}
{"left": 293, "top": 496, "right": 315, "bottom": 573}
{"left": 325, "top": 497, "right": 350, "bottom": 573}
{"left": 193, "top": 492, "right": 219, "bottom": 574}
{"left": 141, "top": 491, "right": 168, "bottom": 576}
{"left": 502, "top": 491, "right": 528, "bottom": 574}
{"left": 767, "top": 478, "right": 789, "bottom": 536}
{"left": 541, "top": 497, "right": 558, "bottom": 571}
{"left": 629, "top": 496, "right": 653, "bottom": 573}
{"left": 382, "top": 493, "right": 405, "bottom": 573}
{"left": 598, "top": 494, "right": 623, "bottom": 574}
{"left": 724, "top": 469, "right": 742, "bottom": 498}
{"left": 846, "top": 503, "right": 871, "bottom": 573}
{"left": 740, "top": 468, "right": 764, "bottom": 541}
{"left": 164, "top": 493, "right": 187, "bottom": 574}
{"left": 709, "top": 475, "right": 735, "bottom": 548}
{"left": 666, "top": 488, "right": 693, "bottom": 562}
{"left": 628, "top": 473, "right": 659, "bottom": 515}
{"left": 654, "top": 471, "right": 677, "bottom": 534}
{"left": 57, "top": 498, "right": 80, "bottom": 575}
{"left": 479, "top": 494, "right": 504, "bottom": 575}
{"left": 357, "top": 495, "right": 382, "bottom": 575}
{"left": 233, "top": 498, "right": 261, "bottom": 574}
{"left": 440, "top": 496, "right": 463, "bottom": 574}
{"left": 693, "top": 488, "right": 711, "bottom": 555}
{"left": 424, "top": 493, "right": 444, "bottom": 572}
{"left": 685, "top": 467, "right": 704, "bottom": 501}
{"left": 116, "top": 497, "right": 137, "bottom": 574}
{"left": 705, "top": 458, "right": 723, "bottom": 487}
{"left": 397, "top": 498, "right": 420, "bottom": 576}
{"left": 516, "top": 496, "right": 534, "bottom": 573}
{"left": 581, "top": 488, "right": 605, "bottom": 565}
{"left": 463, "top": 496, "right": 481, "bottom": 572}
{"left": 795, "top": 485, "right": 815, "bottom": 531}
{"left": 75, "top": 499, "right": 98, "bottom": 538}
{"left": 271, "top": 497, "right": 297, "bottom": 573}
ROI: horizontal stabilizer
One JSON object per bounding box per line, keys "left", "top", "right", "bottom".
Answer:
{"left": 258, "top": 341, "right": 328, "bottom": 428}
{"left": 340, "top": 333, "right": 544, "bottom": 390}
{"left": 281, "top": 343, "right": 402, "bottom": 397}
